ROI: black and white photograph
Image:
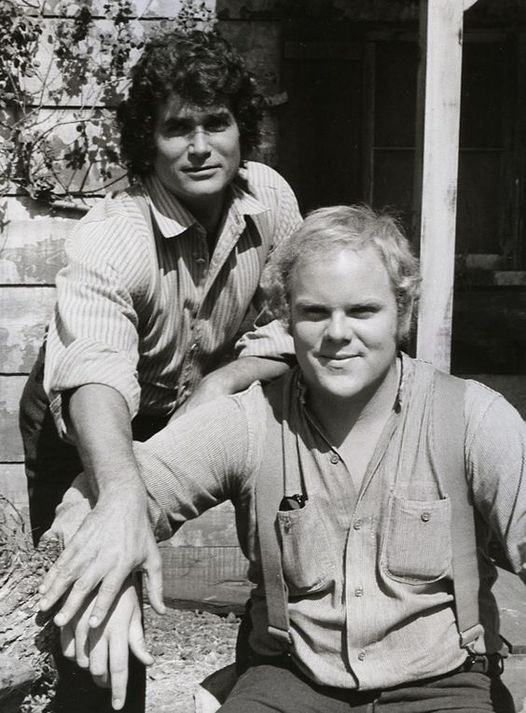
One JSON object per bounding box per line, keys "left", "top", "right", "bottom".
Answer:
{"left": 1, "top": 1, "right": 525, "bottom": 712}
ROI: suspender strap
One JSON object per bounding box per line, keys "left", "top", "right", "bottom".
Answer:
{"left": 433, "top": 370, "right": 484, "bottom": 650}
{"left": 255, "top": 382, "right": 291, "bottom": 649}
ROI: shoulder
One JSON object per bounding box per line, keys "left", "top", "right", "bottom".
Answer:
{"left": 411, "top": 356, "right": 525, "bottom": 447}
{"left": 463, "top": 378, "right": 525, "bottom": 445}
{"left": 67, "top": 187, "right": 152, "bottom": 264}
{"left": 240, "top": 161, "right": 296, "bottom": 199}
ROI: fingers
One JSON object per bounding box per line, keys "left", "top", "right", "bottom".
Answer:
{"left": 128, "top": 612, "right": 154, "bottom": 667}
{"left": 39, "top": 548, "right": 85, "bottom": 612}
{"left": 143, "top": 546, "right": 165, "bottom": 616}
{"left": 108, "top": 629, "right": 130, "bottom": 710}
{"left": 60, "top": 599, "right": 92, "bottom": 669}
{"left": 89, "top": 628, "right": 110, "bottom": 690}
{"left": 52, "top": 571, "right": 106, "bottom": 627}
{"left": 60, "top": 621, "right": 76, "bottom": 661}
{"left": 87, "top": 572, "right": 129, "bottom": 629}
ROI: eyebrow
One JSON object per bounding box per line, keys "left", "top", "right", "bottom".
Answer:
{"left": 164, "top": 109, "right": 232, "bottom": 124}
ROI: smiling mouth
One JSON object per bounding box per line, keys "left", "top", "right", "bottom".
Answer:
{"left": 318, "top": 354, "right": 358, "bottom": 364}
{"left": 183, "top": 165, "right": 220, "bottom": 174}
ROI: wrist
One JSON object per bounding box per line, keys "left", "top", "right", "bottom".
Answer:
{"left": 97, "top": 474, "right": 147, "bottom": 502}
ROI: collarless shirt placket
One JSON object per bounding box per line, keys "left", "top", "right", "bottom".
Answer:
{"left": 342, "top": 411, "right": 400, "bottom": 681}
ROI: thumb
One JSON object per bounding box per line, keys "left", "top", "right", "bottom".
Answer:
{"left": 144, "top": 547, "right": 166, "bottom": 615}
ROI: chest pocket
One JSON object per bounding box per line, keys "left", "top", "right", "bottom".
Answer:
{"left": 381, "top": 491, "right": 452, "bottom": 585}
{"left": 277, "top": 500, "right": 335, "bottom": 596}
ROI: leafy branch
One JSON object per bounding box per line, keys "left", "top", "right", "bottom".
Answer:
{"left": 0, "top": 0, "right": 216, "bottom": 207}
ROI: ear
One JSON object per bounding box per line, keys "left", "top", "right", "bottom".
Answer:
{"left": 397, "top": 298, "right": 415, "bottom": 343}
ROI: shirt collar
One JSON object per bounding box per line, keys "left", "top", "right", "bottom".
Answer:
{"left": 143, "top": 174, "right": 196, "bottom": 238}
{"left": 143, "top": 166, "right": 269, "bottom": 239}
{"left": 230, "top": 167, "right": 269, "bottom": 218}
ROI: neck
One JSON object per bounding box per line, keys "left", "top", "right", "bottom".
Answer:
{"left": 307, "top": 358, "right": 401, "bottom": 446}
{"left": 185, "top": 191, "right": 228, "bottom": 236}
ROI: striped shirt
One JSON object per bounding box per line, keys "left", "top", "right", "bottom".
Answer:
{"left": 135, "top": 355, "right": 526, "bottom": 690}
{"left": 44, "top": 162, "right": 302, "bottom": 436}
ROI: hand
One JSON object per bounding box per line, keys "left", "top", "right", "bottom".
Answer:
{"left": 61, "top": 576, "right": 153, "bottom": 711}
{"left": 170, "top": 371, "right": 236, "bottom": 422}
{"left": 38, "top": 473, "right": 165, "bottom": 627}
{"left": 171, "top": 357, "right": 289, "bottom": 423}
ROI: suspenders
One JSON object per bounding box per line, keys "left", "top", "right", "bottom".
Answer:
{"left": 432, "top": 370, "right": 484, "bottom": 650}
{"left": 255, "top": 380, "right": 292, "bottom": 649}
{"left": 256, "top": 369, "right": 483, "bottom": 652}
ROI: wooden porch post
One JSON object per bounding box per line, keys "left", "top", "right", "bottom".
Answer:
{"left": 415, "top": 0, "right": 478, "bottom": 371}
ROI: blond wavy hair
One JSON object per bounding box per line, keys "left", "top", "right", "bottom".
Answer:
{"left": 265, "top": 204, "right": 421, "bottom": 344}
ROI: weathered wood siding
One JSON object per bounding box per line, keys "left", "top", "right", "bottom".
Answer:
{"left": 0, "top": 0, "right": 260, "bottom": 606}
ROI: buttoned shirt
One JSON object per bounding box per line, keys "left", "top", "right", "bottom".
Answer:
{"left": 135, "top": 355, "right": 526, "bottom": 690}
{"left": 44, "top": 162, "right": 301, "bottom": 436}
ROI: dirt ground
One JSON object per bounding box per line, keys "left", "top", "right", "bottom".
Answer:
{"left": 144, "top": 605, "right": 239, "bottom": 713}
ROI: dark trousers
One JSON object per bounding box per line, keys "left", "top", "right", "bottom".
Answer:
{"left": 219, "top": 660, "right": 516, "bottom": 713}
{"left": 19, "top": 344, "right": 169, "bottom": 713}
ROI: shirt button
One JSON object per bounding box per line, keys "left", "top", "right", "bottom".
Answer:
{"left": 358, "top": 650, "right": 366, "bottom": 661}
{"left": 329, "top": 453, "right": 339, "bottom": 465}
{"left": 354, "top": 587, "right": 363, "bottom": 597}
{"left": 421, "top": 511, "right": 431, "bottom": 522}
{"left": 353, "top": 520, "right": 362, "bottom": 531}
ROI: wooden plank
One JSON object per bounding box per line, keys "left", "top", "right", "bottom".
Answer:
{"left": 0, "top": 197, "right": 78, "bottom": 284}
{"left": 0, "top": 376, "right": 26, "bottom": 462}
{"left": 160, "top": 544, "right": 251, "bottom": 613}
{"left": 0, "top": 464, "right": 30, "bottom": 533}
{"left": 0, "top": 287, "right": 55, "bottom": 373}
{"left": 415, "top": 0, "right": 473, "bottom": 371}
{"left": 169, "top": 501, "right": 239, "bottom": 548}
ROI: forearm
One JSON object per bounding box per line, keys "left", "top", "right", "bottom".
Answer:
{"left": 68, "top": 383, "right": 144, "bottom": 499}
{"left": 172, "top": 355, "right": 289, "bottom": 421}
{"left": 207, "top": 355, "right": 289, "bottom": 392}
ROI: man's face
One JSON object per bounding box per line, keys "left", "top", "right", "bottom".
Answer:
{"left": 152, "top": 92, "right": 241, "bottom": 213}
{"left": 290, "top": 246, "right": 399, "bottom": 406}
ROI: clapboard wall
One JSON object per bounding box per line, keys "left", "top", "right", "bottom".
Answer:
{"left": 0, "top": 0, "right": 284, "bottom": 608}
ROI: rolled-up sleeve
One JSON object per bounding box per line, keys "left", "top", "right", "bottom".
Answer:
{"left": 466, "top": 381, "right": 526, "bottom": 576}
{"left": 236, "top": 318, "right": 294, "bottom": 361}
{"left": 44, "top": 207, "right": 149, "bottom": 437}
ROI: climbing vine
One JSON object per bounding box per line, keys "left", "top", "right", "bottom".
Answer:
{"left": 0, "top": 0, "right": 216, "bottom": 207}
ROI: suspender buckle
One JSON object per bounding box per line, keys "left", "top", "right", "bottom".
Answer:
{"left": 267, "top": 625, "right": 292, "bottom": 649}
{"left": 460, "top": 623, "right": 485, "bottom": 650}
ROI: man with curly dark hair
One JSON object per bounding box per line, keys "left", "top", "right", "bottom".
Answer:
{"left": 20, "top": 29, "right": 301, "bottom": 713}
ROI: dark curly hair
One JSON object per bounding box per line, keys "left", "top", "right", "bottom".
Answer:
{"left": 117, "top": 30, "right": 263, "bottom": 179}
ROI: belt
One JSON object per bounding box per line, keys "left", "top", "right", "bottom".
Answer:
{"left": 461, "top": 653, "right": 505, "bottom": 677}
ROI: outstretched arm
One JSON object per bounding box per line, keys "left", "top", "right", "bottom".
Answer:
{"left": 38, "top": 383, "right": 165, "bottom": 627}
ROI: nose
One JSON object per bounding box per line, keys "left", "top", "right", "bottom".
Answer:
{"left": 325, "top": 311, "right": 351, "bottom": 342}
{"left": 188, "top": 128, "right": 210, "bottom": 157}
